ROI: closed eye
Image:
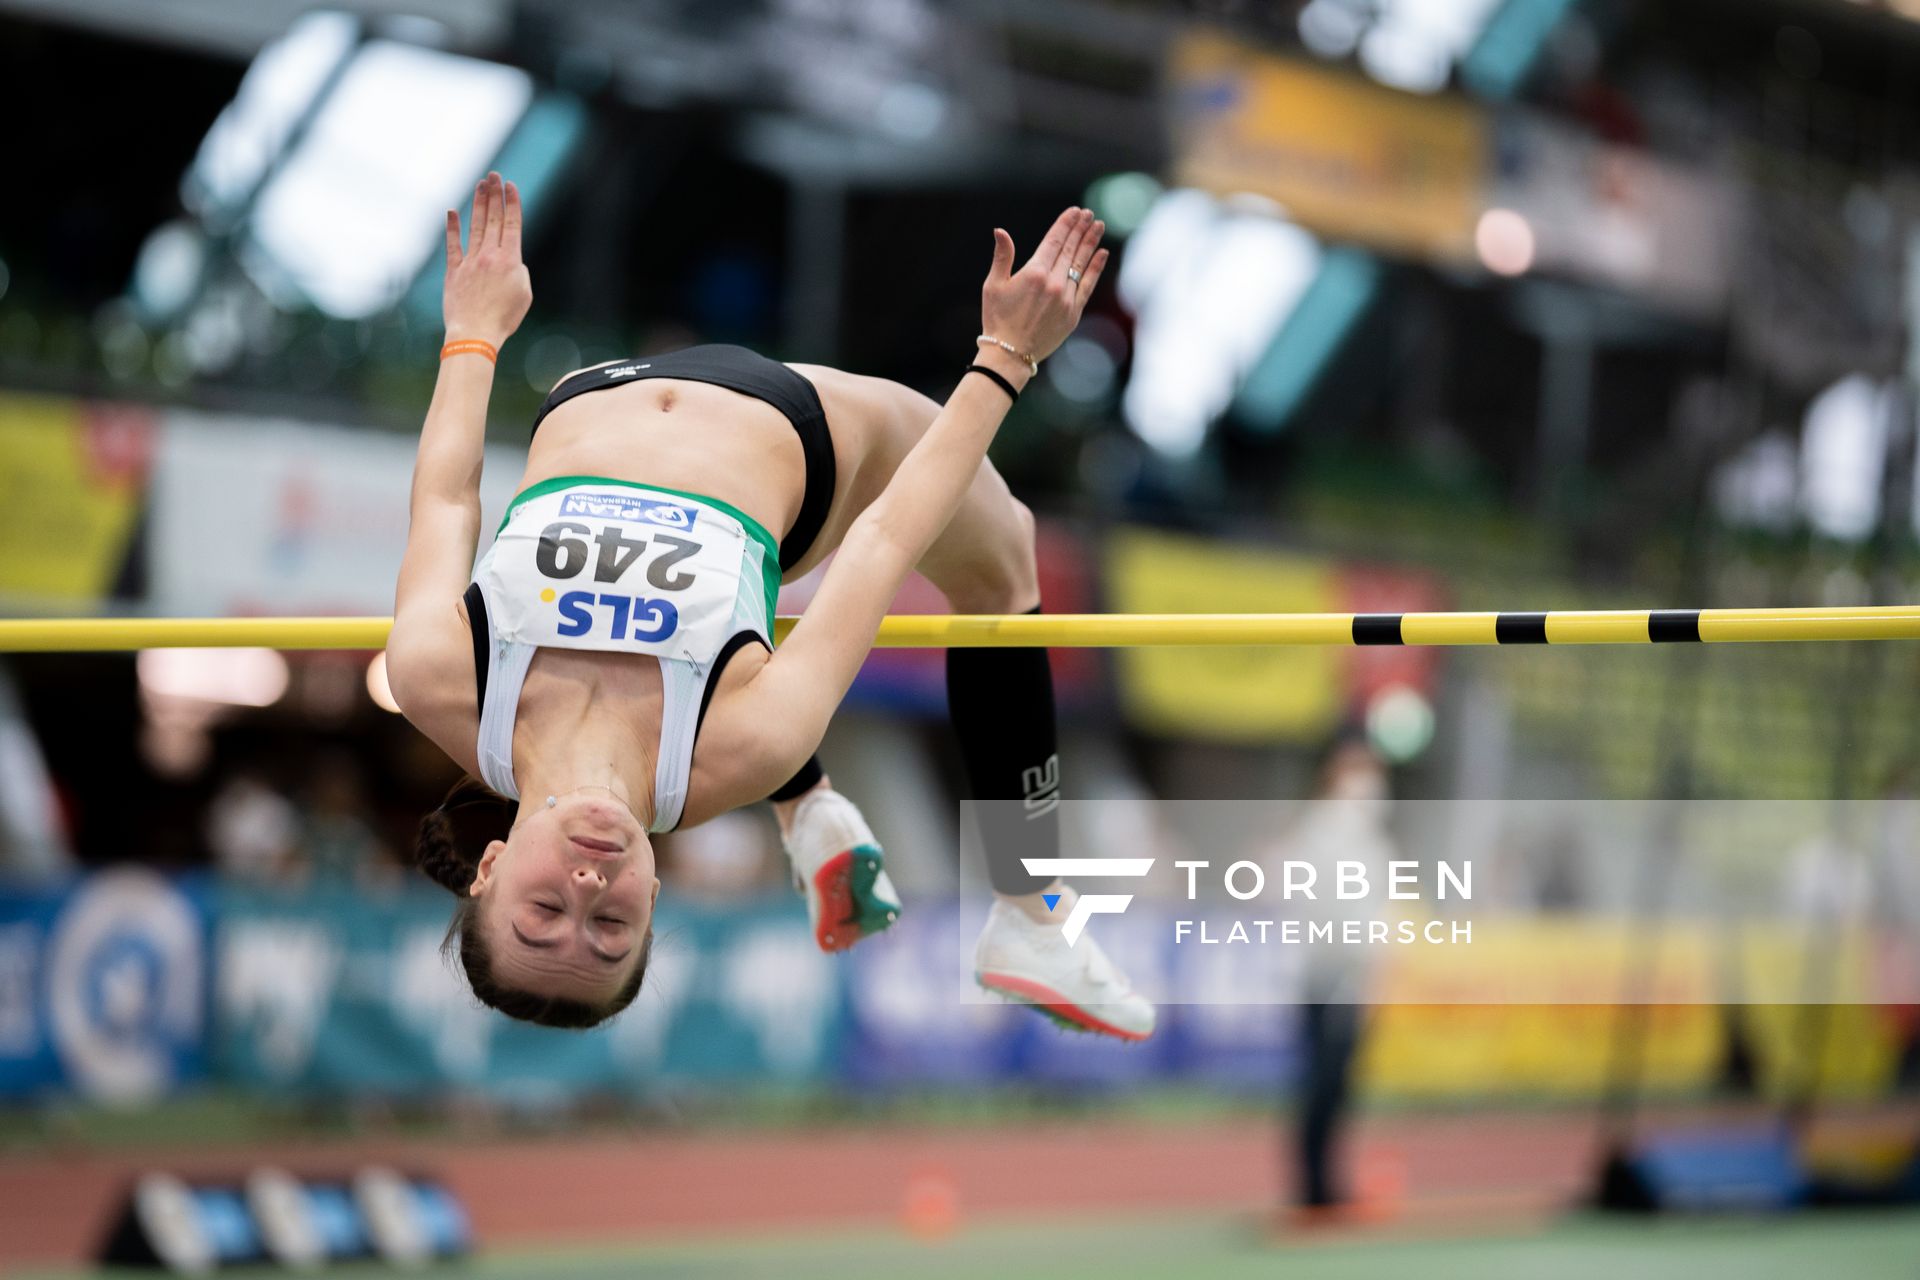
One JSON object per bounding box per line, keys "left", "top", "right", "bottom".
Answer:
{"left": 510, "top": 923, "right": 555, "bottom": 950}
{"left": 510, "top": 921, "right": 626, "bottom": 964}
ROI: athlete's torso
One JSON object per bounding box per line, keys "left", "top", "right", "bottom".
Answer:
{"left": 464, "top": 351, "right": 892, "bottom": 829}
{"left": 472, "top": 476, "right": 779, "bottom": 831}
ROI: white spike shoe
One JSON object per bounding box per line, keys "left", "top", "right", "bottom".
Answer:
{"left": 781, "top": 789, "right": 901, "bottom": 952}
{"left": 973, "top": 898, "right": 1156, "bottom": 1041}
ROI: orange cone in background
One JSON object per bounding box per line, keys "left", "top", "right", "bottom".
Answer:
{"left": 1353, "top": 1146, "right": 1408, "bottom": 1222}
{"left": 902, "top": 1165, "right": 961, "bottom": 1240}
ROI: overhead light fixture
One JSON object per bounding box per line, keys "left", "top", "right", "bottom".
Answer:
{"left": 183, "top": 11, "right": 362, "bottom": 229}
{"left": 1119, "top": 190, "right": 1322, "bottom": 458}
{"left": 242, "top": 41, "right": 532, "bottom": 318}
{"left": 1234, "top": 247, "right": 1381, "bottom": 432}
{"left": 1462, "top": 0, "right": 1580, "bottom": 99}
{"left": 137, "top": 647, "right": 290, "bottom": 708}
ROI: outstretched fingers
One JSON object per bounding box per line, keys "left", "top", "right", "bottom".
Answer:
{"left": 468, "top": 177, "right": 489, "bottom": 254}
{"left": 1070, "top": 218, "right": 1105, "bottom": 275}
{"left": 1074, "top": 247, "right": 1111, "bottom": 311}
{"left": 444, "top": 209, "right": 464, "bottom": 270}
{"left": 483, "top": 171, "right": 506, "bottom": 247}
{"left": 1030, "top": 206, "right": 1082, "bottom": 273}
{"left": 1055, "top": 209, "right": 1096, "bottom": 279}
{"left": 502, "top": 178, "right": 523, "bottom": 257}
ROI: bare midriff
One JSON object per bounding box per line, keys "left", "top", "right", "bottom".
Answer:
{"left": 518, "top": 377, "right": 809, "bottom": 550}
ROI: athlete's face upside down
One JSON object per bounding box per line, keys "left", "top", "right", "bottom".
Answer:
{"left": 462, "top": 791, "right": 659, "bottom": 1023}
{"left": 422, "top": 790, "right": 660, "bottom": 1028}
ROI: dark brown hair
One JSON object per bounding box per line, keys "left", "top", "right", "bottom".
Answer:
{"left": 414, "top": 777, "right": 650, "bottom": 1029}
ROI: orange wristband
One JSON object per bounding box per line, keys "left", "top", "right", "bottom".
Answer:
{"left": 440, "top": 339, "right": 498, "bottom": 364}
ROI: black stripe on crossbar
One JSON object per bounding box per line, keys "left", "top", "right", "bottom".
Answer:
{"left": 1352, "top": 614, "right": 1403, "bottom": 645}
{"left": 1495, "top": 612, "right": 1549, "bottom": 644}
{"left": 1648, "top": 610, "right": 1702, "bottom": 643}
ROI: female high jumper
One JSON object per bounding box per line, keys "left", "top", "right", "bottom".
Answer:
{"left": 387, "top": 172, "right": 1152, "bottom": 1039}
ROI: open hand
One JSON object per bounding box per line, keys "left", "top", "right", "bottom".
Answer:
{"left": 442, "top": 171, "right": 532, "bottom": 348}
{"left": 980, "top": 207, "right": 1109, "bottom": 365}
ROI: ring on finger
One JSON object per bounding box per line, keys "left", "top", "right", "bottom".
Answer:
{"left": 1066, "top": 267, "right": 1084, "bottom": 283}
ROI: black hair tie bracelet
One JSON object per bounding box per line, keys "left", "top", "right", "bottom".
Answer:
{"left": 965, "top": 363, "right": 1021, "bottom": 404}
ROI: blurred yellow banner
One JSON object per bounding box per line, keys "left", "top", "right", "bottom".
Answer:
{"left": 1171, "top": 31, "right": 1487, "bottom": 262}
{"left": 1362, "top": 921, "right": 1905, "bottom": 1098}
{"left": 1105, "top": 527, "right": 1341, "bottom": 742}
{"left": 0, "top": 395, "right": 150, "bottom": 603}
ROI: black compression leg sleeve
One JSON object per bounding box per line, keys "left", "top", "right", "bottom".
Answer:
{"left": 946, "top": 604, "right": 1058, "bottom": 895}
{"left": 768, "top": 755, "right": 825, "bottom": 803}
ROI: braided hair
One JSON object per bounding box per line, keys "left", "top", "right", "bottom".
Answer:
{"left": 414, "top": 777, "right": 650, "bottom": 1029}
{"left": 413, "top": 776, "right": 511, "bottom": 894}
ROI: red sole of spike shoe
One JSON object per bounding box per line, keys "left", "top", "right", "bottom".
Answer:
{"left": 809, "top": 848, "right": 897, "bottom": 952}
{"left": 975, "top": 971, "right": 1151, "bottom": 1041}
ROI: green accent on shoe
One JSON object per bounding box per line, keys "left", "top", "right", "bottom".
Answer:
{"left": 846, "top": 843, "right": 900, "bottom": 938}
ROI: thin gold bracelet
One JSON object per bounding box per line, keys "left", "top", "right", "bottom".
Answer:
{"left": 976, "top": 335, "right": 1037, "bottom": 377}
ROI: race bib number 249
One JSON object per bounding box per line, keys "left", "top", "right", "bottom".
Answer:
{"left": 532, "top": 493, "right": 709, "bottom": 642}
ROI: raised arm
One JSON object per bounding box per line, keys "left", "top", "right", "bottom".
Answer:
{"left": 385, "top": 172, "right": 532, "bottom": 726}
{"left": 742, "top": 208, "right": 1108, "bottom": 771}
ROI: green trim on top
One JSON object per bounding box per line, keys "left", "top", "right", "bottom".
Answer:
{"left": 500, "top": 474, "right": 781, "bottom": 623}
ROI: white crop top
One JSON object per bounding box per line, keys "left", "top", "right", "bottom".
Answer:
{"left": 467, "top": 476, "right": 781, "bottom": 832}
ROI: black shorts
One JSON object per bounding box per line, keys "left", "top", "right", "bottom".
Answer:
{"left": 530, "top": 344, "right": 835, "bottom": 572}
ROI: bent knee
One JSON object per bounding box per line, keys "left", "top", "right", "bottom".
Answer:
{"left": 1007, "top": 496, "right": 1037, "bottom": 547}
{"left": 939, "top": 499, "right": 1040, "bottom": 615}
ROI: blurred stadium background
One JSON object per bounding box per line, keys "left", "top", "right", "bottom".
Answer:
{"left": 3, "top": 0, "right": 1920, "bottom": 1274}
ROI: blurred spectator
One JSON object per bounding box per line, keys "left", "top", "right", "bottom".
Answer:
{"left": 205, "top": 772, "right": 300, "bottom": 883}
{"left": 298, "top": 751, "right": 393, "bottom": 890}
{"left": 1874, "top": 768, "right": 1920, "bottom": 1090}
{"left": 1264, "top": 733, "right": 1397, "bottom": 1220}
{"left": 0, "top": 668, "right": 74, "bottom": 879}
{"left": 1532, "top": 824, "right": 1591, "bottom": 911}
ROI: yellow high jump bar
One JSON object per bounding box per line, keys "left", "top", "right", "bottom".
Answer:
{"left": 1, "top": 607, "right": 1919, "bottom": 652}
